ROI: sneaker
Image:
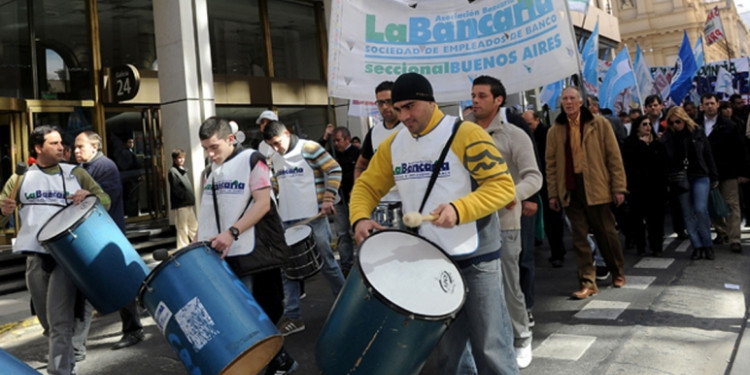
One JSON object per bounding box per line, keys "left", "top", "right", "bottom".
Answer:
{"left": 299, "top": 292, "right": 307, "bottom": 300}
{"left": 595, "top": 266, "right": 610, "bottom": 281}
{"left": 276, "top": 317, "right": 305, "bottom": 336}
{"left": 527, "top": 310, "right": 535, "bottom": 328}
{"left": 516, "top": 344, "right": 532, "bottom": 369}
{"left": 265, "top": 350, "right": 299, "bottom": 375}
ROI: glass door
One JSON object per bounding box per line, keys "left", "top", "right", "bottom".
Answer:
{"left": 0, "top": 97, "right": 28, "bottom": 242}
{"left": 104, "top": 107, "right": 166, "bottom": 221}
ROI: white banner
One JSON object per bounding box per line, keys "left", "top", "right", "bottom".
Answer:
{"left": 704, "top": 6, "right": 726, "bottom": 46}
{"left": 328, "top": 0, "right": 580, "bottom": 101}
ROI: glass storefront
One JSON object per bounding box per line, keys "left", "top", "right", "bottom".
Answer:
{"left": 268, "top": 0, "right": 323, "bottom": 80}
{"left": 98, "top": 0, "right": 157, "bottom": 72}
{"left": 0, "top": 0, "right": 332, "bottom": 227}
{"left": 208, "top": 0, "right": 267, "bottom": 77}
{"left": 0, "top": 0, "right": 33, "bottom": 98}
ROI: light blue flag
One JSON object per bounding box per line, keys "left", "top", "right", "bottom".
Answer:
{"left": 634, "top": 44, "right": 655, "bottom": 104}
{"left": 581, "top": 20, "right": 599, "bottom": 94}
{"left": 539, "top": 80, "right": 564, "bottom": 109}
{"left": 567, "top": 0, "right": 589, "bottom": 14}
{"left": 669, "top": 31, "right": 699, "bottom": 105}
{"left": 715, "top": 66, "right": 735, "bottom": 95}
{"left": 598, "top": 46, "right": 636, "bottom": 111}
{"left": 693, "top": 36, "right": 705, "bottom": 71}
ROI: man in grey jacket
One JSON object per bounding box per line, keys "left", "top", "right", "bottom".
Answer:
{"left": 466, "top": 75, "right": 542, "bottom": 369}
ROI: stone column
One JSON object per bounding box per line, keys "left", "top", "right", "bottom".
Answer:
{"left": 153, "top": 0, "right": 214, "bottom": 219}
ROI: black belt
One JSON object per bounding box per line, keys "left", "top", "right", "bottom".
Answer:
{"left": 455, "top": 250, "right": 501, "bottom": 269}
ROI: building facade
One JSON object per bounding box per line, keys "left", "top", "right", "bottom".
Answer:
{"left": 617, "top": 0, "right": 750, "bottom": 67}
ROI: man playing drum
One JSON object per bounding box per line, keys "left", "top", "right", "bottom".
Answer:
{"left": 196, "top": 117, "right": 298, "bottom": 374}
{"left": 0, "top": 125, "right": 110, "bottom": 375}
{"left": 349, "top": 73, "right": 520, "bottom": 375}
{"left": 263, "top": 121, "right": 346, "bottom": 336}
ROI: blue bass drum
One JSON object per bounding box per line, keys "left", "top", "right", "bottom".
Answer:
{"left": 37, "top": 195, "right": 149, "bottom": 314}
{"left": 316, "top": 230, "right": 466, "bottom": 375}
{"left": 0, "top": 348, "right": 41, "bottom": 374}
{"left": 139, "top": 242, "right": 283, "bottom": 375}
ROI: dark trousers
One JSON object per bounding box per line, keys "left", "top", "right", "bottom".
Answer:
{"left": 541, "top": 186, "right": 566, "bottom": 261}
{"left": 119, "top": 300, "right": 143, "bottom": 333}
{"left": 519, "top": 213, "right": 536, "bottom": 309}
{"left": 669, "top": 190, "right": 686, "bottom": 235}
{"left": 565, "top": 174, "right": 625, "bottom": 289}
{"left": 628, "top": 193, "right": 666, "bottom": 254}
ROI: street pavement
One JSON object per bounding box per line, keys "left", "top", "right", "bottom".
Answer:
{"left": 1, "top": 229, "right": 749, "bottom": 375}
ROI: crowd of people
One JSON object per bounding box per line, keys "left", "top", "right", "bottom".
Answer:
{"left": 3, "top": 70, "right": 750, "bottom": 375}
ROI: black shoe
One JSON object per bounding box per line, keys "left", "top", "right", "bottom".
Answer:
{"left": 731, "top": 243, "right": 742, "bottom": 253}
{"left": 713, "top": 235, "right": 728, "bottom": 245}
{"left": 266, "top": 349, "right": 299, "bottom": 375}
{"left": 676, "top": 231, "right": 689, "bottom": 240}
{"left": 704, "top": 247, "right": 715, "bottom": 260}
{"left": 111, "top": 330, "right": 145, "bottom": 350}
{"left": 652, "top": 250, "right": 663, "bottom": 257}
{"left": 595, "top": 266, "right": 610, "bottom": 281}
{"left": 691, "top": 247, "right": 702, "bottom": 260}
{"left": 550, "top": 258, "right": 564, "bottom": 268}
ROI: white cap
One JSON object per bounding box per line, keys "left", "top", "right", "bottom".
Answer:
{"left": 256, "top": 110, "right": 278, "bottom": 125}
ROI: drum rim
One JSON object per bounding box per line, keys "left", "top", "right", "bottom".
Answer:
{"left": 284, "top": 224, "right": 313, "bottom": 245}
{"left": 356, "top": 229, "right": 468, "bottom": 321}
{"left": 137, "top": 241, "right": 214, "bottom": 308}
{"left": 37, "top": 195, "right": 99, "bottom": 244}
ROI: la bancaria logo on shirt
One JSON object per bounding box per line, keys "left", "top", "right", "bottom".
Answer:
{"left": 204, "top": 180, "right": 246, "bottom": 193}
{"left": 277, "top": 167, "right": 304, "bottom": 177}
{"left": 393, "top": 161, "right": 450, "bottom": 180}
{"left": 24, "top": 190, "right": 70, "bottom": 200}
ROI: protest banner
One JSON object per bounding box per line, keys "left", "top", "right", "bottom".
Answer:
{"left": 328, "top": 0, "right": 580, "bottom": 101}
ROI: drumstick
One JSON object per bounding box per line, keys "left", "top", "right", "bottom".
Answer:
{"left": 152, "top": 248, "right": 173, "bottom": 261}
{"left": 402, "top": 212, "right": 437, "bottom": 228}
{"left": 6, "top": 163, "right": 27, "bottom": 209}
{"left": 291, "top": 212, "right": 325, "bottom": 228}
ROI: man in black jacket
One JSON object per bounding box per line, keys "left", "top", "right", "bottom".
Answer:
{"left": 699, "top": 93, "right": 750, "bottom": 253}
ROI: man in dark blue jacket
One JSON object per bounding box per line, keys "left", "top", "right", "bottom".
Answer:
{"left": 74, "top": 131, "right": 145, "bottom": 352}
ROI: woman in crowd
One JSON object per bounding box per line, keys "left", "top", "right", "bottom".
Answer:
{"left": 623, "top": 116, "right": 667, "bottom": 256}
{"left": 660, "top": 106, "right": 718, "bottom": 260}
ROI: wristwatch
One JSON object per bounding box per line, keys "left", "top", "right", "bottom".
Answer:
{"left": 229, "top": 226, "right": 240, "bottom": 240}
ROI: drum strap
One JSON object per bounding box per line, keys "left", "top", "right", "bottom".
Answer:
{"left": 417, "top": 117, "right": 462, "bottom": 215}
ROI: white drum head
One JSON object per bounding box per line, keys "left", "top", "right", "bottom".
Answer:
{"left": 359, "top": 231, "right": 465, "bottom": 318}
{"left": 38, "top": 196, "right": 98, "bottom": 242}
{"left": 284, "top": 225, "right": 312, "bottom": 246}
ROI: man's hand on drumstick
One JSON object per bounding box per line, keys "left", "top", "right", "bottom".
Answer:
{"left": 353, "top": 219, "right": 386, "bottom": 245}
{"left": 429, "top": 203, "right": 458, "bottom": 229}
{"left": 209, "top": 231, "right": 234, "bottom": 259}
{"left": 0, "top": 197, "right": 16, "bottom": 216}
{"left": 68, "top": 189, "right": 91, "bottom": 205}
{"left": 320, "top": 201, "right": 335, "bottom": 216}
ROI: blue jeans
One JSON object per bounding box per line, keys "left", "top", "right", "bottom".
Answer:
{"left": 282, "top": 216, "right": 345, "bottom": 320}
{"left": 333, "top": 201, "right": 355, "bottom": 273}
{"left": 438, "top": 258, "right": 519, "bottom": 375}
{"left": 678, "top": 176, "right": 712, "bottom": 248}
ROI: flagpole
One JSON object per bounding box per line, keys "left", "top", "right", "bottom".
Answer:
{"left": 563, "top": 0, "right": 588, "bottom": 99}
